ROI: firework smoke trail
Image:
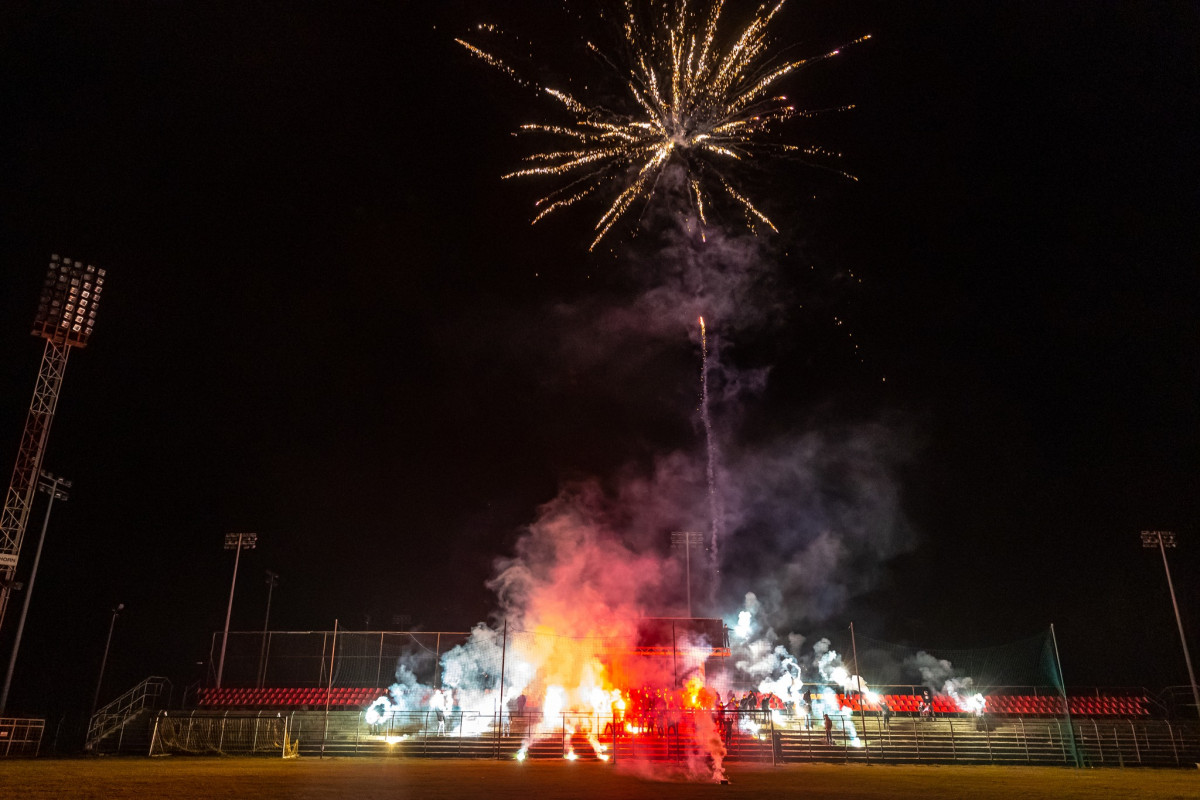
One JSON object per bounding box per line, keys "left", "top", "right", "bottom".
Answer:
{"left": 458, "top": 1, "right": 869, "bottom": 249}
{"left": 699, "top": 317, "right": 722, "bottom": 575}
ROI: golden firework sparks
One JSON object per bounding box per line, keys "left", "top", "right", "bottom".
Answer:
{"left": 459, "top": 1, "right": 869, "bottom": 250}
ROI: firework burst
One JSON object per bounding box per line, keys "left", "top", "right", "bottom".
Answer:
{"left": 458, "top": 0, "right": 868, "bottom": 250}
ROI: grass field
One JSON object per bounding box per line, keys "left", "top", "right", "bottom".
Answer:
{"left": 2, "top": 758, "right": 1197, "bottom": 799}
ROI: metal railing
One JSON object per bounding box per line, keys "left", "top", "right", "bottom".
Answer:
{"left": 155, "top": 707, "right": 1198, "bottom": 767}
{"left": 0, "top": 716, "right": 44, "bottom": 757}
{"left": 85, "top": 676, "right": 171, "bottom": 751}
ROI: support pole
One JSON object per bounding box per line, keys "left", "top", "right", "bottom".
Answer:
{"left": 0, "top": 340, "right": 70, "bottom": 633}
{"left": 850, "top": 622, "right": 869, "bottom": 764}
{"left": 1152, "top": 532, "right": 1200, "bottom": 723}
{"left": 1, "top": 473, "right": 67, "bottom": 713}
{"left": 319, "top": 618, "right": 338, "bottom": 758}
{"left": 216, "top": 537, "right": 246, "bottom": 690}
{"left": 685, "top": 536, "right": 692, "bottom": 618}
{"left": 496, "top": 619, "right": 507, "bottom": 758}
{"left": 1049, "top": 623, "right": 1081, "bottom": 767}
{"left": 90, "top": 604, "right": 123, "bottom": 721}
{"left": 434, "top": 632, "right": 442, "bottom": 687}
{"left": 257, "top": 571, "right": 278, "bottom": 688}
{"left": 672, "top": 622, "right": 678, "bottom": 688}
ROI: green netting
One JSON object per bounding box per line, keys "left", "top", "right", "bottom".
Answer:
{"left": 849, "top": 629, "right": 1064, "bottom": 695}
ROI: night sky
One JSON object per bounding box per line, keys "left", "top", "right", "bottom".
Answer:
{"left": 1, "top": 0, "right": 1197, "bottom": 726}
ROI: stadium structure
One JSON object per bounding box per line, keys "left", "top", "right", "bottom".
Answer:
{"left": 62, "top": 620, "right": 1200, "bottom": 769}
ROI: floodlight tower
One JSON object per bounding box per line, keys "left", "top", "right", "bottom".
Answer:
{"left": 1141, "top": 530, "right": 1200, "bottom": 723}
{"left": 0, "top": 255, "right": 105, "bottom": 635}
{"left": 216, "top": 532, "right": 257, "bottom": 688}
{"left": 671, "top": 531, "right": 705, "bottom": 618}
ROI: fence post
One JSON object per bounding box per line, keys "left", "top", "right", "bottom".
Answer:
{"left": 218, "top": 712, "right": 227, "bottom": 753}
{"left": 496, "top": 620, "right": 507, "bottom": 760}
{"left": 1130, "top": 720, "right": 1141, "bottom": 764}
{"left": 1092, "top": 719, "right": 1103, "bottom": 765}
{"left": 984, "top": 716, "right": 992, "bottom": 763}
{"left": 148, "top": 712, "right": 162, "bottom": 757}
{"left": 770, "top": 709, "right": 777, "bottom": 766}
{"left": 949, "top": 717, "right": 956, "bottom": 763}
{"left": 253, "top": 713, "right": 260, "bottom": 751}
{"left": 1166, "top": 721, "right": 1179, "bottom": 765}
{"left": 321, "top": 619, "right": 337, "bottom": 758}
{"left": 612, "top": 713, "right": 618, "bottom": 764}
{"left": 434, "top": 633, "right": 442, "bottom": 688}
{"left": 376, "top": 633, "right": 385, "bottom": 688}
{"left": 1019, "top": 717, "right": 1029, "bottom": 763}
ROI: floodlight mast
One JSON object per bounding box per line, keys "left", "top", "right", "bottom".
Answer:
{"left": 670, "top": 531, "right": 704, "bottom": 618}
{"left": 216, "top": 532, "right": 257, "bottom": 688}
{"left": 1141, "top": 530, "right": 1200, "bottom": 723}
{"left": 0, "top": 255, "right": 105, "bottom": 637}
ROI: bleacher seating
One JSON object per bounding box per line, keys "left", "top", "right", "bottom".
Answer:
{"left": 195, "top": 687, "right": 1151, "bottom": 717}
{"left": 834, "top": 693, "right": 1149, "bottom": 717}
{"left": 197, "top": 687, "right": 383, "bottom": 708}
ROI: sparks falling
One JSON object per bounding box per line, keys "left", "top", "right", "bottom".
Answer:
{"left": 458, "top": 1, "right": 869, "bottom": 249}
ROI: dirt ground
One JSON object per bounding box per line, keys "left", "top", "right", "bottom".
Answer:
{"left": 2, "top": 758, "right": 1197, "bottom": 799}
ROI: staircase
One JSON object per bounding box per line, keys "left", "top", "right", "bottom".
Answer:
{"left": 86, "top": 676, "right": 171, "bottom": 754}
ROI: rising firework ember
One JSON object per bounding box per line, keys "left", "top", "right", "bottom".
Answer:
{"left": 458, "top": 0, "right": 869, "bottom": 249}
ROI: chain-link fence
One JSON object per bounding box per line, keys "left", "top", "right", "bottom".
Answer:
{"left": 210, "top": 631, "right": 472, "bottom": 688}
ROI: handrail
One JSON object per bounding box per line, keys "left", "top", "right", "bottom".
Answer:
{"left": 85, "top": 676, "right": 171, "bottom": 748}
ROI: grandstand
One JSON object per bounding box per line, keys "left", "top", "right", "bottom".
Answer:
{"left": 71, "top": 626, "right": 1198, "bottom": 768}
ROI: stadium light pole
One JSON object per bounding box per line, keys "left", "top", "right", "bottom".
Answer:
{"left": 216, "top": 532, "right": 257, "bottom": 688}
{"left": 1, "top": 255, "right": 105, "bottom": 637}
{"left": 0, "top": 471, "right": 70, "bottom": 714}
{"left": 91, "top": 602, "right": 124, "bottom": 719}
{"left": 257, "top": 569, "right": 279, "bottom": 688}
{"left": 671, "top": 531, "right": 704, "bottom": 618}
{"left": 1140, "top": 530, "right": 1200, "bottom": 723}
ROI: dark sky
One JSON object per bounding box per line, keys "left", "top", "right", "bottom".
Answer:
{"left": 1, "top": 0, "right": 1197, "bottom": 722}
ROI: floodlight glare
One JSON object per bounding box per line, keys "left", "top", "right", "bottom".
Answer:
{"left": 32, "top": 254, "right": 105, "bottom": 347}
{"left": 224, "top": 532, "right": 258, "bottom": 550}
{"left": 1141, "top": 530, "right": 1177, "bottom": 548}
